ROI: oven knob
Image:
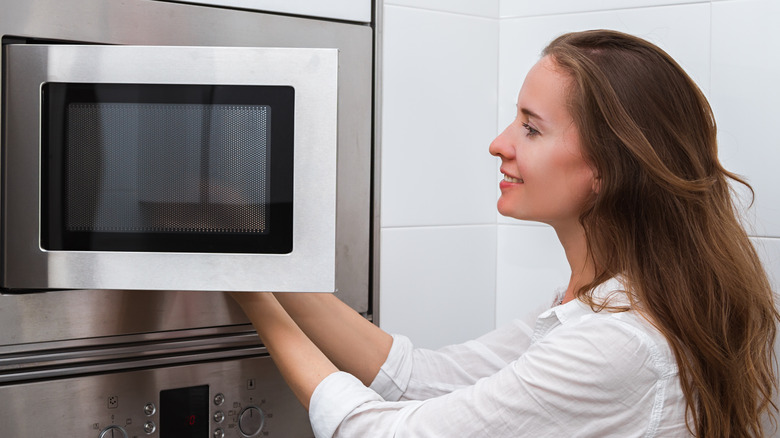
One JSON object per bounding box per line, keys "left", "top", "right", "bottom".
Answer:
{"left": 99, "top": 425, "right": 128, "bottom": 438}
{"left": 143, "top": 421, "right": 157, "bottom": 434}
{"left": 237, "top": 406, "right": 265, "bottom": 437}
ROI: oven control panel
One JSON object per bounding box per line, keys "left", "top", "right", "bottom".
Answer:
{"left": 0, "top": 355, "right": 313, "bottom": 437}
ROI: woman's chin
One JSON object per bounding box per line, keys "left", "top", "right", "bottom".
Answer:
{"left": 496, "top": 205, "right": 524, "bottom": 221}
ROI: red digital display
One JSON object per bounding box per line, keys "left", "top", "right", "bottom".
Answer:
{"left": 160, "top": 385, "right": 209, "bottom": 437}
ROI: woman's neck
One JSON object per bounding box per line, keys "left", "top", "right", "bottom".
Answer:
{"left": 553, "top": 221, "right": 595, "bottom": 304}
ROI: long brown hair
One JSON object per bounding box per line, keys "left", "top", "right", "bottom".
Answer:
{"left": 542, "top": 30, "right": 778, "bottom": 437}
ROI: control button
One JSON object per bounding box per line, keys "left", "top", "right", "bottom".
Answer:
{"left": 144, "top": 402, "right": 156, "bottom": 416}
{"left": 143, "top": 421, "right": 157, "bottom": 435}
{"left": 238, "top": 406, "right": 265, "bottom": 437}
{"left": 213, "top": 411, "right": 225, "bottom": 423}
{"left": 99, "top": 425, "right": 128, "bottom": 438}
{"left": 213, "top": 428, "right": 225, "bottom": 438}
{"left": 213, "top": 393, "right": 225, "bottom": 406}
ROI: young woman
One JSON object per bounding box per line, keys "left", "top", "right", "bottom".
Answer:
{"left": 231, "top": 30, "right": 779, "bottom": 437}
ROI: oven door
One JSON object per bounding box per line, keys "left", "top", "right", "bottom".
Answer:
{"left": 3, "top": 44, "right": 337, "bottom": 292}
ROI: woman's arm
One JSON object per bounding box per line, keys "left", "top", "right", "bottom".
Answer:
{"left": 230, "top": 292, "right": 339, "bottom": 410}
{"left": 308, "top": 314, "right": 678, "bottom": 437}
{"left": 272, "top": 292, "right": 393, "bottom": 386}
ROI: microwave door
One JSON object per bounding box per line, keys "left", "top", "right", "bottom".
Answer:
{"left": 3, "top": 45, "right": 337, "bottom": 293}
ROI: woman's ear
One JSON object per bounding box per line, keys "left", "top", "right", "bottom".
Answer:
{"left": 592, "top": 176, "right": 601, "bottom": 194}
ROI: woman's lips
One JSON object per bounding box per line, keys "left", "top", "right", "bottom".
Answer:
{"left": 499, "top": 173, "right": 524, "bottom": 190}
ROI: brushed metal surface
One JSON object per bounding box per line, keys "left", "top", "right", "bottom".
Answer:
{"left": 0, "top": 289, "right": 251, "bottom": 345}
{"left": 0, "top": 355, "right": 314, "bottom": 437}
{"left": 156, "top": 0, "right": 372, "bottom": 23}
{"left": 371, "top": 0, "right": 384, "bottom": 327}
{"left": 5, "top": 44, "right": 338, "bottom": 293}
{"left": 1, "top": 0, "right": 373, "bottom": 310}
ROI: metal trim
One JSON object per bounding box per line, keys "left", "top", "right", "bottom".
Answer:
{"left": 0, "top": 328, "right": 266, "bottom": 383}
{"left": 371, "top": 0, "right": 383, "bottom": 326}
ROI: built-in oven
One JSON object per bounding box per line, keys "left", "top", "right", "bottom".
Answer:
{"left": 0, "top": 0, "right": 378, "bottom": 436}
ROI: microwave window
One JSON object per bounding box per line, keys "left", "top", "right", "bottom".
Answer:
{"left": 66, "top": 103, "right": 271, "bottom": 233}
{"left": 42, "top": 83, "right": 294, "bottom": 254}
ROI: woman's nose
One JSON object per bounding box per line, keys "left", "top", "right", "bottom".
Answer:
{"left": 489, "top": 127, "right": 512, "bottom": 158}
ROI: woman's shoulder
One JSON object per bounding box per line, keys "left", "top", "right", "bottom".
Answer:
{"left": 511, "top": 296, "right": 686, "bottom": 436}
{"left": 532, "top": 277, "right": 675, "bottom": 371}
{"left": 548, "top": 297, "right": 679, "bottom": 379}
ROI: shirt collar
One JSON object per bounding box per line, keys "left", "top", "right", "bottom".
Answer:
{"left": 531, "top": 277, "right": 629, "bottom": 342}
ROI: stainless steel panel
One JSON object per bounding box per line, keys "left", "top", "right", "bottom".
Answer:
{"left": 0, "top": 289, "right": 250, "bottom": 345}
{"left": 156, "top": 0, "right": 373, "bottom": 23}
{"left": 371, "top": 1, "right": 384, "bottom": 326}
{"left": 5, "top": 44, "right": 338, "bottom": 293}
{"left": 1, "top": 0, "right": 373, "bottom": 311}
{"left": 0, "top": 355, "right": 314, "bottom": 437}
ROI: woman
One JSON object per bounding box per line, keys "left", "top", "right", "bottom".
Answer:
{"left": 231, "top": 30, "right": 779, "bottom": 437}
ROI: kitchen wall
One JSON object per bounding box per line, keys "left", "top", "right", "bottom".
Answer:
{"left": 379, "top": 0, "right": 780, "bottom": 350}
{"left": 378, "top": 2, "right": 500, "bottom": 348}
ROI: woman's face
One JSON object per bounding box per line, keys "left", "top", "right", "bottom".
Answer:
{"left": 489, "top": 56, "right": 595, "bottom": 229}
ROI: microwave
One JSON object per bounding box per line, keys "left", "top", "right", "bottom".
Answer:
{"left": 2, "top": 44, "right": 341, "bottom": 293}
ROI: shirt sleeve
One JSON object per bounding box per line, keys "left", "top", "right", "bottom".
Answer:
{"left": 308, "top": 315, "right": 677, "bottom": 438}
{"left": 369, "top": 318, "right": 535, "bottom": 401}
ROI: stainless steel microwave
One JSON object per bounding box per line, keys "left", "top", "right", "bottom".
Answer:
{"left": 2, "top": 44, "right": 343, "bottom": 293}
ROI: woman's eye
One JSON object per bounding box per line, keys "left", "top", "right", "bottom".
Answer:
{"left": 521, "top": 122, "right": 540, "bottom": 137}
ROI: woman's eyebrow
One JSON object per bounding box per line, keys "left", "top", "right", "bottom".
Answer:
{"left": 518, "top": 106, "right": 544, "bottom": 122}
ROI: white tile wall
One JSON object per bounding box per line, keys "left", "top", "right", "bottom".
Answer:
{"left": 495, "top": 225, "right": 570, "bottom": 327}
{"left": 379, "top": 226, "right": 497, "bottom": 349}
{"left": 499, "top": 0, "right": 708, "bottom": 18}
{"left": 711, "top": 0, "right": 780, "bottom": 238}
{"left": 381, "top": 5, "right": 499, "bottom": 228}
{"left": 384, "top": 0, "right": 499, "bottom": 18}
{"left": 496, "top": 3, "right": 711, "bottom": 225}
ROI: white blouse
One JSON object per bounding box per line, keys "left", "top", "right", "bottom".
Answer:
{"left": 309, "top": 279, "right": 691, "bottom": 437}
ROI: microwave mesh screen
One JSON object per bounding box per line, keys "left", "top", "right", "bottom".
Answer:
{"left": 65, "top": 103, "right": 271, "bottom": 234}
